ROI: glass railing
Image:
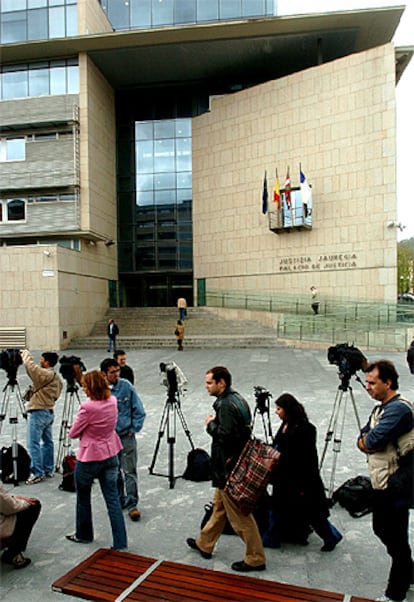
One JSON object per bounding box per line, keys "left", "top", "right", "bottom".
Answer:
{"left": 205, "top": 289, "right": 414, "bottom": 349}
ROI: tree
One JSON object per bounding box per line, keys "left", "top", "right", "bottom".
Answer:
{"left": 398, "top": 238, "right": 414, "bottom": 294}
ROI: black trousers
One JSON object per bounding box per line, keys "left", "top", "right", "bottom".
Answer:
{"left": 4, "top": 500, "right": 41, "bottom": 556}
{"left": 372, "top": 491, "right": 412, "bottom": 601}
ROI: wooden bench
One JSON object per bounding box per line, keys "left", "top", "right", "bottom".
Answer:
{"left": 0, "top": 328, "right": 26, "bottom": 349}
{"left": 52, "top": 549, "right": 376, "bottom": 602}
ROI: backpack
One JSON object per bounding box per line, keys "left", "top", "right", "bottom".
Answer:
{"left": 182, "top": 448, "right": 212, "bottom": 482}
{"left": 0, "top": 444, "right": 31, "bottom": 484}
{"left": 59, "top": 454, "right": 77, "bottom": 492}
{"left": 332, "top": 475, "right": 373, "bottom": 518}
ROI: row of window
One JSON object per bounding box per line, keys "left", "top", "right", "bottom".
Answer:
{"left": 0, "top": 193, "right": 77, "bottom": 222}
{"left": 0, "top": 2, "right": 77, "bottom": 44}
{"left": 0, "top": 131, "right": 73, "bottom": 162}
{"left": 3, "top": 238, "right": 80, "bottom": 251}
{"left": 0, "top": 59, "right": 79, "bottom": 100}
{"left": 100, "top": 0, "right": 276, "bottom": 31}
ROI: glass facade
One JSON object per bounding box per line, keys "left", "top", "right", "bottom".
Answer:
{"left": 119, "top": 118, "right": 192, "bottom": 274}
{"left": 99, "top": 0, "right": 276, "bottom": 30}
{"left": 0, "top": 59, "right": 79, "bottom": 100}
{"left": 0, "top": 0, "right": 77, "bottom": 44}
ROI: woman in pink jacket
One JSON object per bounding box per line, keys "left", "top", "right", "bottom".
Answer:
{"left": 66, "top": 370, "right": 127, "bottom": 550}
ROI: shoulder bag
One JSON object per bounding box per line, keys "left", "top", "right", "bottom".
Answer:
{"left": 224, "top": 437, "right": 279, "bottom": 516}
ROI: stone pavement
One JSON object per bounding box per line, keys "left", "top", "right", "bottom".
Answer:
{"left": 0, "top": 345, "right": 413, "bottom": 602}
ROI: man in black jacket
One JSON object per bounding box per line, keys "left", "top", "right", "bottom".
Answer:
{"left": 186, "top": 366, "right": 266, "bottom": 572}
{"left": 407, "top": 335, "right": 414, "bottom": 375}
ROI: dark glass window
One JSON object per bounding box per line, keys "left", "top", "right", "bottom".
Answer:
{"left": 7, "top": 199, "right": 26, "bottom": 221}
{"left": 0, "top": 59, "right": 79, "bottom": 100}
{"left": 29, "top": 65, "right": 49, "bottom": 96}
{"left": 242, "top": 0, "right": 266, "bottom": 17}
{"left": 27, "top": 8, "right": 48, "bottom": 40}
{"left": 175, "top": 0, "right": 196, "bottom": 24}
{"left": 220, "top": 0, "right": 241, "bottom": 20}
{"left": 66, "top": 4, "right": 78, "bottom": 37}
{"left": 1, "top": 11, "right": 26, "bottom": 44}
{"left": 99, "top": 0, "right": 275, "bottom": 29}
{"left": 131, "top": 0, "right": 151, "bottom": 28}
{"left": 134, "top": 117, "right": 192, "bottom": 271}
{"left": 153, "top": 0, "right": 174, "bottom": 26}
{"left": 49, "top": 6, "right": 65, "bottom": 37}
{"left": 107, "top": 0, "right": 129, "bottom": 30}
{"left": 197, "top": 0, "right": 218, "bottom": 22}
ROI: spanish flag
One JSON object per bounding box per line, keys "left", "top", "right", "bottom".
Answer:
{"left": 273, "top": 175, "right": 281, "bottom": 208}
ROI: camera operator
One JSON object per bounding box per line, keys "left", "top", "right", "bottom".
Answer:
{"left": 357, "top": 360, "right": 414, "bottom": 602}
{"left": 186, "top": 366, "right": 266, "bottom": 573}
{"left": 100, "top": 358, "right": 145, "bottom": 522}
{"left": 20, "top": 350, "right": 63, "bottom": 485}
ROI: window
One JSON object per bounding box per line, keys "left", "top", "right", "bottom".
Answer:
{"left": 3, "top": 199, "right": 26, "bottom": 222}
{"left": 0, "top": 138, "right": 26, "bottom": 162}
{"left": 0, "top": 59, "right": 79, "bottom": 100}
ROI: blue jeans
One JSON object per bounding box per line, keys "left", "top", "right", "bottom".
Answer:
{"left": 27, "top": 410, "right": 54, "bottom": 477}
{"left": 117, "top": 434, "right": 138, "bottom": 511}
{"left": 75, "top": 455, "right": 127, "bottom": 551}
{"left": 107, "top": 336, "right": 116, "bottom": 352}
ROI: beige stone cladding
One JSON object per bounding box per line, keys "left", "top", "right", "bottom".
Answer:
{"left": 79, "top": 54, "right": 117, "bottom": 248}
{"left": 77, "top": 0, "right": 113, "bottom": 36}
{"left": 0, "top": 244, "right": 112, "bottom": 350}
{"left": 192, "top": 44, "right": 397, "bottom": 305}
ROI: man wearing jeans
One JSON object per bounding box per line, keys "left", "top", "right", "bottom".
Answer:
{"left": 20, "top": 350, "right": 63, "bottom": 485}
{"left": 101, "top": 358, "right": 146, "bottom": 522}
{"left": 186, "top": 366, "right": 266, "bottom": 572}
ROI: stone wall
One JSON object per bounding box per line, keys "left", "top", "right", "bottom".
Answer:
{"left": 192, "top": 44, "right": 397, "bottom": 304}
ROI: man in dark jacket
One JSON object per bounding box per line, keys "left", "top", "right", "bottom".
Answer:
{"left": 407, "top": 335, "right": 414, "bottom": 375}
{"left": 186, "top": 366, "right": 266, "bottom": 572}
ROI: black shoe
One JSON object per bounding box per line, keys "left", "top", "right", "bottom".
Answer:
{"left": 186, "top": 538, "right": 212, "bottom": 559}
{"left": 231, "top": 560, "right": 266, "bottom": 572}
{"left": 321, "top": 533, "right": 343, "bottom": 552}
{"left": 65, "top": 534, "right": 92, "bottom": 544}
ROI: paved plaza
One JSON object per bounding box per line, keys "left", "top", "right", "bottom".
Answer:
{"left": 0, "top": 345, "right": 413, "bottom": 602}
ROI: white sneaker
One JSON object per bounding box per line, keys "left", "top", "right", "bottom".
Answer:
{"left": 26, "top": 474, "right": 45, "bottom": 485}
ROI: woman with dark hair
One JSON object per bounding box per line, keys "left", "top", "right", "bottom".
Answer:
{"left": 262, "top": 393, "right": 342, "bottom": 551}
{"left": 66, "top": 370, "right": 127, "bottom": 551}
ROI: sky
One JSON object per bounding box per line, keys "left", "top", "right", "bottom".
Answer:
{"left": 278, "top": 0, "right": 414, "bottom": 241}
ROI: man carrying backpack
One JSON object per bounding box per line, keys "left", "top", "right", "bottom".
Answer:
{"left": 357, "top": 360, "right": 413, "bottom": 602}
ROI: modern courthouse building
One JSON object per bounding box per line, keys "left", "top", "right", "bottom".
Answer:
{"left": 0, "top": 1, "right": 412, "bottom": 349}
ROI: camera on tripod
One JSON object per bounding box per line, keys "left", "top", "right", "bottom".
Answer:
{"left": 159, "top": 361, "right": 187, "bottom": 401}
{"left": 59, "top": 355, "right": 86, "bottom": 389}
{"left": 253, "top": 385, "right": 272, "bottom": 415}
{"left": 0, "top": 349, "right": 22, "bottom": 383}
{"left": 327, "top": 343, "right": 367, "bottom": 381}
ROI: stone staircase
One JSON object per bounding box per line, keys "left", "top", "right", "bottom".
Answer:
{"left": 70, "top": 307, "right": 282, "bottom": 349}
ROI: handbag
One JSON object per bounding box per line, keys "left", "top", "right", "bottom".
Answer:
{"left": 22, "top": 385, "right": 34, "bottom": 402}
{"left": 224, "top": 437, "right": 279, "bottom": 516}
{"left": 22, "top": 373, "right": 57, "bottom": 404}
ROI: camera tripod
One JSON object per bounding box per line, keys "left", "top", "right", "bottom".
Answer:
{"left": 0, "top": 377, "right": 27, "bottom": 485}
{"left": 252, "top": 402, "right": 273, "bottom": 443}
{"left": 149, "top": 388, "right": 194, "bottom": 489}
{"left": 319, "top": 373, "right": 363, "bottom": 500}
{"left": 55, "top": 382, "right": 81, "bottom": 471}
